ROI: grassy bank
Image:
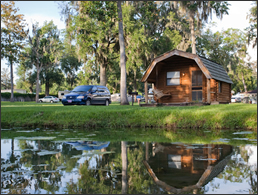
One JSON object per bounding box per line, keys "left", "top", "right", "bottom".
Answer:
{"left": 1, "top": 101, "right": 257, "bottom": 130}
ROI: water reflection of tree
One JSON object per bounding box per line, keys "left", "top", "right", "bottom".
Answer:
{"left": 2, "top": 139, "right": 83, "bottom": 194}
{"left": 1, "top": 139, "right": 31, "bottom": 194}
{"left": 64, "top": 142, "right": 165, "bottom": 194}
{"left": 121, "top": 141, "right": 128, "bottom": 194}
{"left": 65, "top": 142, "right": 122, "bottom": 194}
{"left": 214, "top": 146, "right": 257, "bottom": 193}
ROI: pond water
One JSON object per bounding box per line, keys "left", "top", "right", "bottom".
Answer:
{"left": 1, "top": 128, "right": 257, "bottom": 194}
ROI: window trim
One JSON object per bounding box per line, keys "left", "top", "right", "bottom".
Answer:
{"left": 166, "top": 71, "right": 180, "bottom": 86}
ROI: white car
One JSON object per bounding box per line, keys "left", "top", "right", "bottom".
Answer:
{"left": 231, "top": 96, "right": 241, "bottom": 103}
{"left": 231, "top": 97, "right": 236, "bottom": 103}
{"left": 110, "top": 93, "right": 133, "bottom": 102}
{"left": 39, "top": 96, "right": 59, "bottom": 103}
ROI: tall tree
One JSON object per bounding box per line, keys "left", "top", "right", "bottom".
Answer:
{"left": 196, "top": 28, "right": 256, "bottom": 93}
{"left": 15, "top": 49, "right": 34, "bottom": 93}
{"left": 60, "top": 53, "right": 82, "bottom": 89}
{"left": 72, "top": 1, "right": 119, "bottom": 86}
{"left": 173, "top": 1, "right": 230, "bottom": 54}
{"left": 1, "top": 1, "right": 28, "bottom": 101}
{"left": 28, "top": 21, "right": 59, "bottom": 102}
{"left": 40, "top": 21, "right": 62, "bottom": 96}
{"left": 117, "top": 1, "right": 129, "bottom": 105}
{"left": 245, "top": 1, "right": 257, "bottom": 48}
{"left": 58, "top": 1, "right": 83, "bottom": 90}
{"left": 40, "top": 67, "right": 64, "bottom": 96}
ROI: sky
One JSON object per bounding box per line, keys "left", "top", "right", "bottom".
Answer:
{"left": 1, "top": 1, "right": 257, "bottom": 85}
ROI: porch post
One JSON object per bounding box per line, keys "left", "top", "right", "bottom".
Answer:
{"left": 145, "top": 81, "right": 148, "bottom": 104}
{"left": 207, "top": 79, "right": 211, "bottom": 104}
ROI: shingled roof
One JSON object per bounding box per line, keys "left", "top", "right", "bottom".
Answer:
{"left": 199, "top": 56, "right": 233, "bottom": 84}
{"left": 141, "top": 49, "right": 233, "bottom": 84}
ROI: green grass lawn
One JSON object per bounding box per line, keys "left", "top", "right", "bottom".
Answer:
{"left": 1, "top": 101, "right": 257, "bottom": 130}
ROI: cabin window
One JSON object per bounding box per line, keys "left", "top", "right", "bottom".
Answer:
{"left": 192, "top": 70, "right": 202, "bottom": 86}
{"left": 167, "top": 71, "right": 180, "bottom": 85}
{"left": 192, "top": 70, "right": 203, "bottom": 102}
{"left": 218, "top": 81, "right": 222, "bottom": 93}
{"left": 192, "top": 91, "right": 202, "bottom": 102}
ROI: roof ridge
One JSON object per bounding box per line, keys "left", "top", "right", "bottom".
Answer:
{"left": 198, "top": 56, "right": 224, "bottom": 67}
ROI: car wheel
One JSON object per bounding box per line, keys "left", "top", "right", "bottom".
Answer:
{"left": 86, "top": 99, "right": 91, "bottom": 106}
{"left": 50, "top": 100, "right": 53, "bottom": 103}
{"left": 105, "top": 99, "right": 109, "bottom": 106}
{"left": 40, "top": 100, "right": 43, "bottom": 103}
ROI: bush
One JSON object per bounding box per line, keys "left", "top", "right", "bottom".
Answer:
{"left": 1, "top": 92, "right": 58, "bottom": 99}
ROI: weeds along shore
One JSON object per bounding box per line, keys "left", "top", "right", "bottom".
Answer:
{"left": 1, "top": 102, "right": 257, "bottom": 130}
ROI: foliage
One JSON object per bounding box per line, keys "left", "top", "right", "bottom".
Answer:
{"left": 27, "top": 21, "right": 61, "bottom": 101}
{"left": 1, "top": 67, "right": 11, "bottom": 89}
{"left": 1, "top": 1, "right": 28, "bottom": 101}
{"left": 57, "top": 1, "right": 188, "bottom": 94}
{"left": 15, "top": 47, "right": 35, "bottom": 93}
{"left": 173, "top": 1, "right": 230, "bottom": 54}
{"left": 40, "top": 66, "right": 64, "bottom": 96}
{"left": 1, "top": 92, "right": 57, "bottom": 99}
{"left": 71, "top": 1, "right": 119, "bottom": 86}
{"left": 245, "top": 1, "right": 257, "bottom": 48}
{"left": 196, "top": 28, "right": 257, "bottom": 93}
{"left": 60, "top": 50, "right": 81, "bottom": 88}
{"left": 1, "top": 1, "right": 28, "bottom": 60}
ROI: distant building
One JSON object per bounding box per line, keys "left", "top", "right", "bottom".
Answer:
{"left": 1, "top": 89, "right": 27, "bottom": 94}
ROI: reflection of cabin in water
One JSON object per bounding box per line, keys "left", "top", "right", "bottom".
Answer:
{"left": 141, "top": 49, "right": 233, "bottom": 104}
{"left": 143, "top": 143, "right": 233, "bottom": 193}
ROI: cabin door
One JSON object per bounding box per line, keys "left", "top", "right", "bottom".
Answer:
{"left": 191, "top": 70, "right": 202, "bottom": 102}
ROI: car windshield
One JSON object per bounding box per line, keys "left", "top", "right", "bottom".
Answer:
{"left": 72, "top": 86, "right": 92, "bottom": 92}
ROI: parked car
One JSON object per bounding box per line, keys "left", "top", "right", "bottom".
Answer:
{"left": 62, "top": 85, "right": 111, "bottom": 106}
{"left": 250, "top": 98, "right": 257, "bottom": 104}
{"left": 111, "top": 93, "right": 120, "bottom": 102}
{"left": 136, "top": 95, "right": 145, "bottom": 102}
{"left": 231, "top": 96, "right": 242, "bottom": 103}
{"left": 58, "top": 90, "right": 70, "bottom": 101}
{"left": 39, "top": 96, "right": 59, "bottom": 103}
{"left": 236, "top": 97, "right": 242, "bottom": 102}
{"left": 110, "top": 93, "right": 133, "bottom": 102}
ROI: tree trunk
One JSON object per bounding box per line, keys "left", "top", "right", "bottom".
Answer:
{"left": 8, "top": 34, "right": 14, "bottom": 102}
{"left": 117, "top": 1, "right": 129, "bottom": 105}
{"left": 36, "top": 68, "right": 40, "bottom": 103}
{"left": 100, "top": 63, "right": 107, "bottom": 86}
{"left": 121, "top": 141, "right": 128, "bottom": 194}
{"left": 29, "top": 86, "right": 33, "bottom": 93}
{"left": 241, "top": 72, "right": 247, "bottom": 92}
{"left": 45, "top": 77, "right": 50, "bottom": 96}
{"left": 190, "top": 12, "right": 196, "bottom": 54}
{"left": 10, "top": 60, "right": 14, "bottom": 102}
{"left": 133, "top": 69, "right": 137, "bottom": 92}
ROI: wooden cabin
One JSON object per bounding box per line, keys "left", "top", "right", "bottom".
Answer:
{"left": 141, "top": 49, "right": 233, "bottom": 104}
{"left": 143, "top": 143, "right": 233, "bottom": 193}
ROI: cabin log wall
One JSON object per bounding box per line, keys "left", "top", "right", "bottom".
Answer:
{"left": 148, "top": 56, "right": 231, "bottom": 104}
{"left": 153, "top": 58, "right": 205, "bottom": 103}
{"left": 217, "top": 82, "right": 231, "bottom": 103}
